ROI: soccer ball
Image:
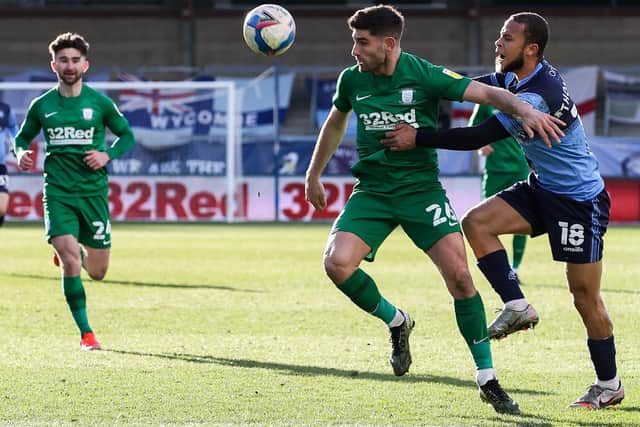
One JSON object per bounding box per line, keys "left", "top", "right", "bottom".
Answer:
{"left": 242, "top": 4, "right": 296, "bottom": 57}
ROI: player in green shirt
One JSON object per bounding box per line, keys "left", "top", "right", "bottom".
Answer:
{"left": 470, "top": 104, "right": 529, "bottom": 275}
{"left": 305, "top": 5, "right": 563, "bottom": 414}
{"left": 14, "top": 33, "right": 135, "bottom": 351}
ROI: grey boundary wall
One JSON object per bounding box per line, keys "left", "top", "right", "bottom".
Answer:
{"left": 0, "top": 9, "right": 639, "bottom": 69}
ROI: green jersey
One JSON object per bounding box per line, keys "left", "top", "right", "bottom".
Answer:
{"left": 14, "top": 84, "right": 135, "bottom": 198}
{"left": 333, "top": 52, "right": 471, "bottom": 195}
{"left": 469, "top": 103, "right": 528, "bottom": 174}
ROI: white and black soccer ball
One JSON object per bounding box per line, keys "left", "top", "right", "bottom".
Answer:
{"left": 242, "top": 4, "right": 296, "bottom": 57}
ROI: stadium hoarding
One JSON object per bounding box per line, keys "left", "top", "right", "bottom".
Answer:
{"left": 7, "top": 175, "right": 640, "bottom": 223}
{"left": 6, "top": 175, "right": 480, "bottom": 223}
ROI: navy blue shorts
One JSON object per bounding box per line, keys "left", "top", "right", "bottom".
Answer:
{"left": 498, "top": 173, "right": 610, "bottom": 263}
{"left": 0, "top": 164, "right": 8, "bottom": 193}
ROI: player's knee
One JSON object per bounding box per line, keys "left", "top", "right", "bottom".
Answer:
{"left": 59, "top": 253, "right": 82, "bottom": 274}
{"left": 323, "top": 253, "right": 353, "bottom": 284}
{"left": 446, "top": 266, "right": 475, "bottom": 297}
{"left": 460, "top": 211, "right": 477, "bottom": 235}
{"left": 87, "top": 266, "right": 108, "bottom": 281}
{"left": 571, "top": 289, "right": 600, "bottom": 314}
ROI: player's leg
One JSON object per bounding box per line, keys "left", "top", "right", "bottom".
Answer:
{"left": 326, "top": 191, "right": 413, "bottom": 376}
{"left": 77, "top": 194, "right": 112, "bottom": 281}
{"left": 51, "top": 232, "right": 100, "bottom": 350}
{"left": 567, "top": 262, "right": 623, "bottom": 409}
{"left": 47, "top": 196, "right": 101, "bottom": 350}
{"left": 549, "top": 189, "right": 623, "bottom": 409}
{"left": 401, "top": 192, "right": 519, "bottom": 414}
{"left": 83, "top": 247, "right": 110, "bottom": 281}
{"left": 462, "top": 183, "right": 538, "bottom": 339}
{"left": 426, "top": 233, "right": 493, "bottom": 375}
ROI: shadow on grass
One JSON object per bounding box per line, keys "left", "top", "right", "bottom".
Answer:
{"left": 7, "top": 272, "right": 262, "bottom": 292}
{"left": 457, "top": 411, "right": 637, "bottom": 427}
{"left": 104, "top": 348, "right": 548, "bottom": 395}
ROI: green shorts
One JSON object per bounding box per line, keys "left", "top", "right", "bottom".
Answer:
{"left": 332, "top": 189, "right": 461, "bottom": 262}
{"left": 43, "top": 194, "right": 111, "bottom": 249}
{"left": 482, "top": 170, "right": 529, "bottom": 199}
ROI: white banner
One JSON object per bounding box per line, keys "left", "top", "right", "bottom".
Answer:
{"left": 564, "top": 66, "right": 598, "bottom": 135}
{"left": 6, "top": 175, "right": 482, "bottom": 223}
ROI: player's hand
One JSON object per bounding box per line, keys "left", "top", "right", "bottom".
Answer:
{"left": 84, "top": 150, "right": 110, "bottom": 170}
{"left": 380, "top": 123, "right": 417, "bottom": 151}
{"left": 16, "top": 149, "right": 33, "bottom": 171}
{"left": 521, "top": 108, "right": 565, "bottom": 148}
{"left": 478, "top": 145, "right": 494, "bottom": 156}
{"left": 305, "top": 175, "right": 326, "bottom": 210}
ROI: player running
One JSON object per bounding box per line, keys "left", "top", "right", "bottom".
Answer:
{"left": 13, "top": 32, "right": 135, "bottom": 351}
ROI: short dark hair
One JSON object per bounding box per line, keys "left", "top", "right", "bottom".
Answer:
{"left": 348, "top": 4, "right": 404, "bottom": 40}
{"left": 510, "top": 12, "right": 549, "bottom": 58}
{"left": 48, "top": 32, "right": 90, "bottom": 58}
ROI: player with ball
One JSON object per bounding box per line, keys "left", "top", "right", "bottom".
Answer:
{"left": 304, "top": 4, "right": 563, "bottom": 415}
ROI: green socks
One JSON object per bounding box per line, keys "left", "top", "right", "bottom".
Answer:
{"left": 512, "top": 235, "right": 527, "bottom": 271}
{"left": 337, "top": 268, "right": 397, "bottom": 324}
{"left": 63, "top": 276, "right": 92, "bottom": 335}
{"left": 454, "top": 293, "right": 493, "bottom": 370}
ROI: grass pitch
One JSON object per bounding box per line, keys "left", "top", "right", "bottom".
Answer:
{"left": 1, "top": 223, "right": 638, "bottom": 426}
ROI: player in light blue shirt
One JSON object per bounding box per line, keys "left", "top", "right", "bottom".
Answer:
{"left": 0, "top": 101, "right": 19, "bottom": 227}
{"left": 380, "top": 12, "right": 623, "bottom": 410}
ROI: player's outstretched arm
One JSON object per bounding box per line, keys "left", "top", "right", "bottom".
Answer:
{"left": 381, "top": 117, "right": 510, "bottom": 152}
{"left": 305, "top": 106, "right": 349, "bottom": 210}
{"left": 462, "top": 80, "right": 564, "bottom": 148}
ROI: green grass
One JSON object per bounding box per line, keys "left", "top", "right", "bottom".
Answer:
{"left": 1, "top": 223, "right": 638, "bottom": 426}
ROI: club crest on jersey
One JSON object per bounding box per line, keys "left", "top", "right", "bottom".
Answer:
{"left": 82, "top": 108, "right": 93, "bottom": 120}
{"left": 400, "top": 89, "right": 414, "bottom": 105}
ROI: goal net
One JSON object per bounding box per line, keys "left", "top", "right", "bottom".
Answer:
{"left": 1, "top": 79, "right": 249, "bottom": 223}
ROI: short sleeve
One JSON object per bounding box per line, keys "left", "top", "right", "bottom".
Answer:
{"left": 424, "top": 65, "right": 472, "bottom": 102}
{"left": 332, "top": 69, "right": 352, "bottom": 113}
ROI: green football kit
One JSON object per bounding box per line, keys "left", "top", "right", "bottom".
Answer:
{"left": 332, "top": 52, "right": 471, "bottom": 260}
{"left": 328, "top": 52, "right": 493, "bottom": 374}
{"left": 14, "top": 84, "right": 135, "bottom": 248}
{"left": 14, "top": 82, "right": 134, "bottom": 340}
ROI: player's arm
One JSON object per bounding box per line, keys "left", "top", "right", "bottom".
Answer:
{"left": 381, "top": 117, "right": 509, "bottom": 152}
{"left": 462, "top": 80, "right": 564, "bottom": 147}
{"left": 305, "top": 106, "right": 350, "bottom": 210}
{"left": 84, "top": 99, "right": 135, "bottom": 170}
{"left": 13, "top": 103, "right": 42, "bottom": 171}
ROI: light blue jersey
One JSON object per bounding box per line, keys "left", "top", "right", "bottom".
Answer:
{"left": 477, "top": 61, "right": 604, "bottom": 201}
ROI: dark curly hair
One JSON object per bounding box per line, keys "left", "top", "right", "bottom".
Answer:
{"left": 48, "top": 32, "right": 90, "bottom": 58}
{"left": 348, "top": 4, "right": 404, "bottom": 41}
